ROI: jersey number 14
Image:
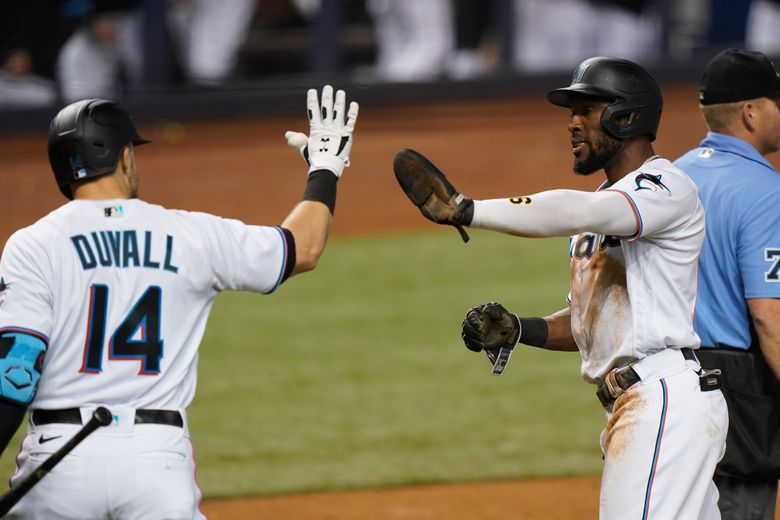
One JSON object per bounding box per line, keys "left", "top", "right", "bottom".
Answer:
{"left": 81, "top": 285, "right": 163, "bottom": 375}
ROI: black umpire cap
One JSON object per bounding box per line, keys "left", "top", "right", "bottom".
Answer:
{"left": 699, "top": 48, "right": 780, "bottom": 105}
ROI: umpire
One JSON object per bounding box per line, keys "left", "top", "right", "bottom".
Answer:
{"left": 675, "top": 48, "right": 780, "bottom": 520}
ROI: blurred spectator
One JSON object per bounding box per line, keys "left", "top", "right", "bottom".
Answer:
{"left": 57, "top": 0, "right": 144, "bottom": 103}
{"left": 57, "top": 0, "right": 258, "bottom": 103}
{"left": 447, "top": 0, "right": 493, "bottom": 80}
{"left": 746, "top": 0, "right": 780, "bottom": 56}
{"left": 167, "top": 0, "right": 257, "bottom": 85}
{"left": 0, "top": 0, "right": 78, "bottom": 109}
{"left": 512, "top": 0, "right": 661, "bottom": 73}
{"left": 707, "top": 0, "right": 751, "bottom": 48}
{"left": 366, "top": 0, "right": 453, "bottom": 82}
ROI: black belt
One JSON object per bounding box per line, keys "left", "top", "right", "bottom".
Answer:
{"left": 31, "top": 408, "right": 183, "bottom": 428}
{"left": 597, "top": 348, "right": 697, "bottom": 408}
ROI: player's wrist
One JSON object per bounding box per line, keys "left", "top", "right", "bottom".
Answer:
{"left": 453, "top": 195, "right": 474, "bottom": 226}
{"left": 518, "top": 316, "right": 547, "bottom": 347}
{"left": 303, "top": 169, "right": 339, "bottom": 213}
{"left": 308, "top": 153, "right": 346, "bottom": 178}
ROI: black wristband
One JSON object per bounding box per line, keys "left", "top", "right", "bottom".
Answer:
{"left": 303, "top": 169, "right": 338, "bottom": 214}
{"left": 459, "top": 198, "right": 474, "bottom": 226}
{"left": 519, "top": 317, "right": 548, "bottom": 347}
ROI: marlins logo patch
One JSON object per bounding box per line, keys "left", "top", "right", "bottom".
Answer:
{"left": 572, "top": 63, "right": 591, "bottom": 84}
{"left": 69, "top": 154, "right": 88, "bottom": 180}
{"left": 634, "top": 173, "right": 670, "bottom": 195}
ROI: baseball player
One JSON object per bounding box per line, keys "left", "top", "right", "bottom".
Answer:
{"left": 675, "top": 48, "right": 780, "bottom": 520}
{"left": 0, "top": 86, "right": 358, "bottom": 519}
{"left": 395, "top": 57, "right": 729, "bottom": 518}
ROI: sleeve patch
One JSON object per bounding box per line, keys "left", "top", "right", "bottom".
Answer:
{"left": 0, "top": 331, "right": 47, "bottom": 406}
{"left": 634, "top": 173, "right": 671, "bottom": 196}
{"left": 765, "top": 249, "right": 780, "bottom": 282}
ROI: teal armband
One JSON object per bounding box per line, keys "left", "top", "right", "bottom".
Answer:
{"left": 0, "top": 330, "right": 47, "bottom": 406}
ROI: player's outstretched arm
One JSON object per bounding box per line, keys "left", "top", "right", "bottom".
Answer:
{"left": 470, "top": 189, "right": 639, "bottom": 238}
{"left": 392, "top": 149, "right": 640, "bottom": 240}
{"left": 282, "top": 85, "right": 358, "bottom": 276}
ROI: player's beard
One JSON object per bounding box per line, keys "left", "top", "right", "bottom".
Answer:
{"left": 573, "top": 132, "right": 624, "bottom": 176}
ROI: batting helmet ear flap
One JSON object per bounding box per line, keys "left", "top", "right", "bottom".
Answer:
{"left": 600, "top": 98, "right": 654, "bottom": 141}
{"left": 547, "top": 56, "right": 663, "bottom": 141}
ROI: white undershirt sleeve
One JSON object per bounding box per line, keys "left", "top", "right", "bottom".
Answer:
{"left": 470, "top": 189, "right": 639, "bottom": 238}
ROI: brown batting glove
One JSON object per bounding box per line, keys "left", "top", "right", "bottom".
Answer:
{"left": 393, "top": 148, "right": 473, "bottom": 242}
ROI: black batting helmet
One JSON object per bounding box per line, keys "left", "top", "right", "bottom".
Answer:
{"left": 547, "top": 57, "right": 663, "bottom": 141}
{"left": 48, "top": 99, "right": 150, "bottom": 199}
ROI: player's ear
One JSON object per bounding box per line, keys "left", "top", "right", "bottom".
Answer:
{"left": 119, "top": 145, "right": 132, "bottom": 173}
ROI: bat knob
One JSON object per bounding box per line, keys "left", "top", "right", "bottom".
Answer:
{"left": 93, "top": 407, "right": 113, "bottom": 426}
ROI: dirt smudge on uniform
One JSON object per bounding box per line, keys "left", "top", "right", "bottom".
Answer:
{"left": 582, "top": 249, "right": 627, "bottom": 335}
{"left": 604, "top": 389, "right": 646, "bottom": 461}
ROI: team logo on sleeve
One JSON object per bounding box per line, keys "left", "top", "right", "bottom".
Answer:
{"left": 509, "top": 196, "right": 532, "bottom": 205}
{"left": 634, "top": 173, "right": 671, "bottom": 195}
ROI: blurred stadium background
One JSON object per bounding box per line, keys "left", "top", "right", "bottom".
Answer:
{"left": 2, "top": 0, "right": 779, "bottom": 130}
{"left": 2, "top": 0, "right": 780, "bottom": 517}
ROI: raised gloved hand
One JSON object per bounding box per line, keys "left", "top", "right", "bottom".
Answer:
{"left": 393, "top": 148, "right": 473, "bottom": 242}
{"left": 284, "top": 85, "right": 359, "bottom": 178}
{"left": 461, "top": 302, "right": 521, "bottom": 375}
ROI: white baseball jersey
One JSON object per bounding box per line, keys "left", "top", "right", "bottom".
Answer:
{"left": 1, "top": 198, "right": 292, "bottom": 519}
{"left": 471, "top": 156, "right": 726, "bottom": 518}
{"left": 0, "top": 198, "right": 290, "bottom": 410}
{"left": 567, "top": 158, "right": 726, "bottom": 519}
{"left": 568, "top": 157, "right": 705, "bottom": 384}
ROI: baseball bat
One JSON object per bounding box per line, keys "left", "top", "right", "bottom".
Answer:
{"left": 0, "top": 406, "right": 113, "bottom": 516}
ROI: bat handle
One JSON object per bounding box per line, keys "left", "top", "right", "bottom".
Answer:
{"left": 0, "top": 406, "right": 112, "bottom": 516}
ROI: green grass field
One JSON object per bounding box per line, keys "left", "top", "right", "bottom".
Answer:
{"left": 0, "top": 230, "right": 605, "bottom": 498}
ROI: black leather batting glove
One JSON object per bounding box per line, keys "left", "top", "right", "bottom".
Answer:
{"left": 461, "top": 302, "right": 521, "bottom": 376}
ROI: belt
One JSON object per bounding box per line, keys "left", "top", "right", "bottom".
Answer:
{"left": 596, "top": 348, "right": 697, "bottom": 408}
{"left": 31, "top": 408, "right": 183, "bottom": 428}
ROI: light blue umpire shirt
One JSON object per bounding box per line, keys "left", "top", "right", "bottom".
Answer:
{"left": 675, "top": 131, "right": 780, "bottom": 349}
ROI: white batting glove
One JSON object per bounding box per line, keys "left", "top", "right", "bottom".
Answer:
{"left": 284, "top": 85, "right": 359, "bottom": 177}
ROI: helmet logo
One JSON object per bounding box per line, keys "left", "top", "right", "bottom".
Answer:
{"left": 69, "top": 155, "right": 88, "bottom": 180}
{"left": 572, "top": 63, "right": 591, "bottom": 84}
